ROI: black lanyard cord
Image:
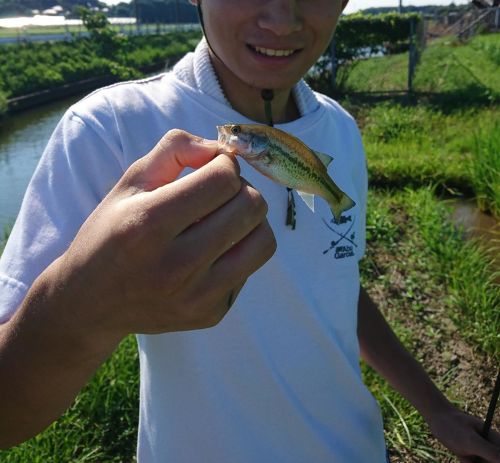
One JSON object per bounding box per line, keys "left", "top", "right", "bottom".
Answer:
{"left": 261, "top": 89, "right": 296, "bottom": 230}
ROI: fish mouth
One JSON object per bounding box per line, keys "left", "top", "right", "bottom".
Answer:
{"left": 216, "top": 125, "right": 264, "bottom": 159}
{"left": 216, "top": 125, "right": 233, "bottom": 151}
{"left": 247, "top": 44, "right": 301, "bottom": 58}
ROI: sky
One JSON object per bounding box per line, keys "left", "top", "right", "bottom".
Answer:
{"left": 100, "top": 0, "right": 470, "bottom": 13}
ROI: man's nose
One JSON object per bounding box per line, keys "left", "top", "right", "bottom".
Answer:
{"left": 256, "top": 0, "right": 303, "bottom": 36}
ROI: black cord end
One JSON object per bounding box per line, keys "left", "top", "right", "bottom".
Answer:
{"left": 261, "top": 89, "right": 274, "bottom": 102}
{"left": 286, "top": 188, "right": 296, "bottom": 230}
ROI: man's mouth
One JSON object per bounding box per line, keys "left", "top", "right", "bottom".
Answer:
{"left": 248, "top": 44, "right": 299, "bottom": 57}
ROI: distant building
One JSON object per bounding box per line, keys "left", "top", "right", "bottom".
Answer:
{"left": 42, "top": 6, "right": 64, "bottom": 16}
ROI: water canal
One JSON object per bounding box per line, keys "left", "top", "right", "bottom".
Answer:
{"left": 0, "top": 95, "right": 80, "bottom": 233}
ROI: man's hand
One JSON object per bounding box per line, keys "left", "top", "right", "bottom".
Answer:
{"left": 56, "top": 128, "right": 276, "bottom": 338}
{"left": 0, "top": 129, "right": 276, "bottom": 448}
{"left": 357, "top": 287, "right": 500, "bottom": 463}
{"left": 425, "top": 406, "right": 500, "bottom": 463}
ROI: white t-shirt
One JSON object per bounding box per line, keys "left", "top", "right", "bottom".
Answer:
{"left": 0, "top": 40, "right": 386, "bottom": 462}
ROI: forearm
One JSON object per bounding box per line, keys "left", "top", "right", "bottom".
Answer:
{"left": 357, "top": 286, "right": 452, "bottom": 421}
{"left": 0, "top": 258, "right": 122, "bottom": 449}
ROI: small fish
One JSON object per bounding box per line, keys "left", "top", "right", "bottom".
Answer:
{"left": 217, "top": 124, "right": 355, "bottom": 222}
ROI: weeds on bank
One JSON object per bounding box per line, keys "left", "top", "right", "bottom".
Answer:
{"left": 357, "top": 103, "right": 500, "bottom": 215}
{"left": 336, "top": 33, "right": 500, "bottom": 104}
{"left": 469, "top": 124, "right": 500, "bottom": 216}
{"left": 361, "top": 188, "right": 499, "bottom": 460}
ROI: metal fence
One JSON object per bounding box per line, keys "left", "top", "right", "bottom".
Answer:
{"left": 0, "top": 22, "right": 200, "bottom": 46}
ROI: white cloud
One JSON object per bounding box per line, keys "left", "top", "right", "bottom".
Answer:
{"left": 100, "top": 0, "right": 131, "bottom": 5}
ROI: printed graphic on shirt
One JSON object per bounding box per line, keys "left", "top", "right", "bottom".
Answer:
{"left": 321, "top": 214, "right": 358, "bottom": 259}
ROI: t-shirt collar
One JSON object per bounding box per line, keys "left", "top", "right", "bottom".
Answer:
{"left": 172, "top": 38, "right": 320, "bottom": 118}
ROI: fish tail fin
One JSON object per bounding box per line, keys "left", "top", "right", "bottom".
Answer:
{"left": 330, "top": 194, "right": 356, "bottom": 223}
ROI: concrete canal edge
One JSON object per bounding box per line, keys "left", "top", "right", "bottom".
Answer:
{"left": 5, "top": 56, "right": 184, "bottom": 114}
{"left": 6, "top": 75, "right": 119, "bottom": 113}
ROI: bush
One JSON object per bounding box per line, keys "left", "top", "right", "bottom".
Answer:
{"left": 0, "top": 30, "right": 202, "bottom": 99}
{"left": 335, "top": 12, "right": 422, "bottom": 61}
{"left": 0, "top": 91, "right": 7, "bottom": 117}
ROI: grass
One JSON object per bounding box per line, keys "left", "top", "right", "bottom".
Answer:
{"left": 341, "top": 52, "right": 410, "bottom": 93}
{"left": 337, "top": 33, "right": 500, "bottom": 102}
{"left": 469, "top": 123, "right": 500, "bottom": 216}
{"left": 356, "top": 103, "right": 500, "bottom": 215}
{"left": 325, "top": 33, "right": 500, "bottom": 216}
{"left": 360, "top": 188, "right": 499, "bottom": 461}
{"left": 414, "top": 35, "right": 500, "bottom": 99}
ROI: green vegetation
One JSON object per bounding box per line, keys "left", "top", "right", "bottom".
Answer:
{"left": 359, "top": 104, "right": 499, "bottom": 213}
{"left": 329, "top": 33, "right": 500, "bottom": 216}
{"left": 344, "top": 36, "right": 500, "bottom": 458}
{"left": 361, "top": 188, "right": 499, "bottom": 460}
{"left": 0, "top": 10, "right": 201, "bottom": 105}
{"left": 363, "top": 4, "right": 471, "bottom": 16}
{"left": 336, "top": 34, "right": 500, "bottom": 100}
{"left": 469, "top": 123, "right": 500, "bottom": 217}
{"left": 0, "top": 90, "right": 7, "bottom": 117}
{"left": 335, "top": 12, "right": 422, "bottom": 60}
{"left": 0, "top": 30, "right": 201, "bottom": 99}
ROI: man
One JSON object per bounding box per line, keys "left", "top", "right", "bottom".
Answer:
{"left": 0, "top": 1, "right": 499, "bottom": 461}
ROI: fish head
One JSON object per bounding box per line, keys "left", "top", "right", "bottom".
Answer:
{"left": 217, "top": 124, "right": 269, "bottom": 160}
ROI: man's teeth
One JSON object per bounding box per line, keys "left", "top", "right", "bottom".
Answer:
{"left": 254, "top": 46, "right": 295, "bottom": 57}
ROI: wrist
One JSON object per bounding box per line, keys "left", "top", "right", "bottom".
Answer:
{"left": 22, "top": 255, "right": 124, "bottom": 358}
{"left": 413, "top": 383, "right": 455, "bottom": 425}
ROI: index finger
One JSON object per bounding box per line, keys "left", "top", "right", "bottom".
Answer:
{"left": 144, "top": 152, "right": 243, "bottom": 237}
{"left": 122, "top": 129, "right": 220, "bottom": 191}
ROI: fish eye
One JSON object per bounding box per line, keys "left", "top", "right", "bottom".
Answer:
{"left": 231, "top": 125, "right": 241, "bottom": 135}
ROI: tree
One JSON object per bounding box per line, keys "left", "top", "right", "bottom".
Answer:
{"left": 76, "top": 6, "right": 122, "bottom": 58}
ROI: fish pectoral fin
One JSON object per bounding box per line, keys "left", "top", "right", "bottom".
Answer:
{"left": 297, "top": 190, "right": 315, "bottom": 212}
{"left": 313, "top": 150, "right": 334, "bottom": 168}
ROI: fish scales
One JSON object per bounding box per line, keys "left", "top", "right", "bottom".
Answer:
{"left": 266, "top": 140, "right": 340, "bottom": 201}
{"left": 217, "top": 124, "right": 355, "bottom": 221}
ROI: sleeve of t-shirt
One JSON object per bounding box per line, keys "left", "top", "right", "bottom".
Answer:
{"left": 0, "top": 105, "right": 125, "bottom": 323}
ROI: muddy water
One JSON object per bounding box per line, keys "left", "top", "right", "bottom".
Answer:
{"left": 449, "top": 199, "right": 499, "bottom": 271}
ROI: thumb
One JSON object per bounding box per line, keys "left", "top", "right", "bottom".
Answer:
{"left": 123, "top": 129, "right": 220, "bottom": 191}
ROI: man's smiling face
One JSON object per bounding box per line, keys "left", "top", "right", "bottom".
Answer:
{"left": 193, "top": 0, "right": 347, "bottom": 93}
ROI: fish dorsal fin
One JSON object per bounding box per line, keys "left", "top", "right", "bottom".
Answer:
{"left": 297, "top": 191, "right": 315, "bottom": 212}
{"left": 313, "top": 150, "right": 333, "bottom": 168}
